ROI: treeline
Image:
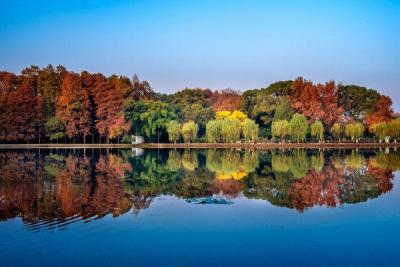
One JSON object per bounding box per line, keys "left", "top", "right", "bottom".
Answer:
{"left": 0, "top": 65, "right": 399, "bottom": 143}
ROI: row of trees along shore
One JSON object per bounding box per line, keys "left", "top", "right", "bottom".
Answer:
{"left": 0, "top": 65, "right": 399, "bottom": 144}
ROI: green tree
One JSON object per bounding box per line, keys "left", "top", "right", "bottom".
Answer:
{"left": 181, "top": 121, "right": 198, "bottom": 143}
{"left": 271, "top": 120, "right": 290, "bottom": 140}
{"left": 180, "top": 103, "right": 214, "bottom": 135}
{"left": 273, "top": 96, "right": 294, "bottom": 121}
{"left": 124, "top": 99, "right": 177, "bottom": 142}
{"left": 338, "top": 85, "right": 381, "bottom": 121}
{"left": 242, "top": 119, "right": 259, "bottom": 142}
{"left": 166, "top": 120, "right": 181, "bottom": 143}
{"left": 37, "top": 65, "right": 60, "bottom": 121}
{"left": 289, "top": 114, "right": 308, "bottom": 142}
{"left": 388, "top": 118, "right": 400, "bottom": 140}
{"left": 345, "top": 122, "right": 364, "bottom": 142}
{"left": 206, "top": 120, "right": 222, "bottom": 143}
{"left": 169, "top": 88, "right": 214, "bottom": 136}
{"left": 310, "top": 120, "right": 324, "bottom": 141}
{"left": 370, "top": 122, "right": 389, "bottom": 142}
{"left": 331, "top": 123, "right": 344, "bottom": 141}
{"left": 44, "top": 116, "right": 65, "bottom": 142}
{"left": 221, "top": 118, "right": 241, "bottom": 143}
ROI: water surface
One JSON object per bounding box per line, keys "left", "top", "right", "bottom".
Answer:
{"left": 0, "top": 148, "right": 399, "bottom": 267}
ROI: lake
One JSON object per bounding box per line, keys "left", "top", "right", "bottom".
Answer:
{"left": 0, "top": 148, "right": 399, "bottom": 267}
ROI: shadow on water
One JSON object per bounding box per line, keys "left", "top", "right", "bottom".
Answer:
{"left": 0, "top": 147, "right": 399, "bottom": 230}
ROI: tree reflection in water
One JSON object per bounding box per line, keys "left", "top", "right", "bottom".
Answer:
{"left": 0, "top": 148, "right": 398, "bottom": 229}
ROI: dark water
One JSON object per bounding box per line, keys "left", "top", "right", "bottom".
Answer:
{"left": 0, "top": 148, "right": 399, "bottom": 267}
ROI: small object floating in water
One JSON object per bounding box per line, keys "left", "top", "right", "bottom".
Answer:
{"left": 186, "top": 197, "right": 233, "bottom": 205}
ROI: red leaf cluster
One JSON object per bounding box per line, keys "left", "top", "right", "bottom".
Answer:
{"left": 290, "top": 77, "right": 343, "bottom": 127}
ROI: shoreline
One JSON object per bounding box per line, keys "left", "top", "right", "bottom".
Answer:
{"left": 0, "top": 142, "right": 399, "bottom": 149}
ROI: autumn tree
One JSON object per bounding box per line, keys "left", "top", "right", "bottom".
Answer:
{"left": 56, "top": 72, "right": 91, "bottom": 142}
{"left": 365, "top": 95, "right": 393, "bottom": 130}
{"left": 0, "top": 72, "right": 18, "bottom": 141}
{"left": 109, "top": 114, "right": 131, "bottom": 143}
{"left": 6, "top": 79, "right": 42, "bottom": 142}
{"left": 216, "top": 110, "right": 248, "bottom": 122}
{"left": 93, "top": 75, "right": 133, "bottom": 142}
{"left": 290, "top": 77, "right": 343, "bottom": 128}
{"left": 208, "top": 89, "right": 242, "bottom": 112}
{"left": 131, "top": 74, "right": 156, "bottom": 100}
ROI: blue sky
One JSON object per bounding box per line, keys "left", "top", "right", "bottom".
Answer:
{"left": 1, "top": 0, "right": 399, "bottom": 110}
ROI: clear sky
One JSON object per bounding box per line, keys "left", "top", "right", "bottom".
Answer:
{"left": 1, "top": 0, "right": 399, "bottom": 110}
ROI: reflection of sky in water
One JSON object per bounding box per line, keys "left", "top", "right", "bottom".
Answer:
{"left": 0, "top": 149, "right": 399, "bottom": 267}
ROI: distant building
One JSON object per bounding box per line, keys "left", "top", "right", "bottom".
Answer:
{"left": 132, "top": 135, "right": 144, "bottom": 145}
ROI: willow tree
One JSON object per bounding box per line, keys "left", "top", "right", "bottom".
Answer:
{"left": 206, "top": 120, "right": 222, "bottom": 143}
{"left": 272, "top": 119, "right": 290, "bottom": 140}
{"left": 289, "top": 114, "right": 308, "bottom": 142}
{"left": 331, "top": 123, "right": 344, "bottom": 141}
{"left": 181, "top": 121, "right": 198, "bottom": 143}
{"left": 345, "top": 122, "right": 364, "bottom": 142}
{"left": 242, "top": 119, "right": 259, "bottom": 142}
{"left": 370, "top": 122, "right": 389, "bottom": 142}
{"left": 388, "top": 118, "right": 400, "bottom": 140}
{"left": 311, "top": 120, "right": 324, "bottom": 141}
{"left": 221, "top": 118, "right": 241, "bottom": 143}
{"left": 166, "top": 120, "right": 181, "bottom": 143}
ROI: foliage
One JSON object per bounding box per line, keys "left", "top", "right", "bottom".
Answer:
{"left": 206, "top": 120, "right": 223, "bottom": 143}
{"left": 338, "top": 85, "right": 381, "bottom": 121}
{"left": 124, "top": 100, "right": 177, "bottom": 141}
{"left": 290, "top": 77, "right": 343, "bottom": 128}
{"left": 221, "top": 118, "right": 241, "bottom": 143}
{"left": 330, "top": 123, "right": 344, "bottom": 140}
{"left": 289, "top": 114, "right": 308, "bottom": 142}
{"left": 271, "top": 120, "right": 290, "bottom": 140}
{"left": 241, "top": 119, "right": 259, "bottom": 141}
{"left": 181, "top": 121, "right": 198, "bottom": 143}
{"left": 45, "top": 116, "right": 65, "bottom": 141}
{"left": 109, "top": 114, "right": 131, "bottom": 141}
{"left": 365, "top": 95, "right": 393, "bottom": 129}
{"left": 310, "top": 120, "right": 324, "bottom": 141}
{"left": 273, "top": 96, "right": 295, "bottom": 121}
{"left": 0, "top": 66, "right": 396, "bottom": 144}
{"left": 345, "top": 123, "right": 364, "bottom": 141}
{"left": 166, "top": 120, "right": 181, "bottom": 143}
{"left": 388, "top": 118, "right": 400, "bottom": 139}
{"left": 216, "top": 110, "right": 248, "bottom": 122}
{"left": 208, "top": 89, "right": 242, "bottom": 112}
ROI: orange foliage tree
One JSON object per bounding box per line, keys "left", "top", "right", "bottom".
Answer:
{"left": 56, "top": 72, "right": 91, "bottom": 142}
{"left": 365, "top": 95, "right": 393, "bottom": 130}
{"left": 290, "top": 77, "right": 343, "bottom": 128}
{"left": 208, "top": 89, "right": 242, "bottom": 112}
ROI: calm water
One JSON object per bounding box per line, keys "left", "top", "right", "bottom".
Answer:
{"left": 0, "top": 148, "right": 399, "bottom": 267}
